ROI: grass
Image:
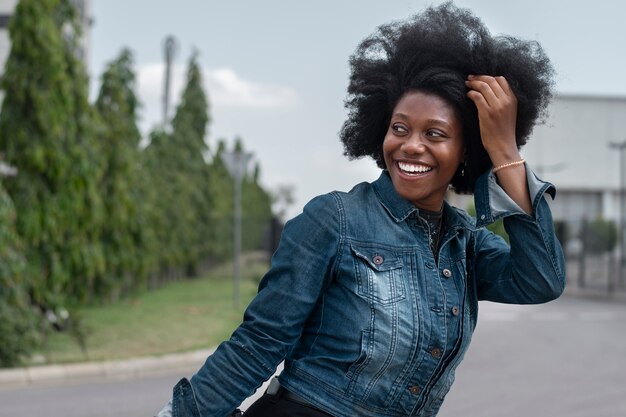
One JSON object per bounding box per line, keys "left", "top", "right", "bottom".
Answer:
{"left": 32, "top": 254, "right": 268, "bottom": 365}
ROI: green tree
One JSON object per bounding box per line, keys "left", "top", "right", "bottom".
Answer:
{"left": 208, "top": 138, "right": 273, "bottom": 256}
{"left": 143, "top": 52, "right": 212, "bottom": 280}
{"left": 142, "top": 129, "right": 176, "bottom": 282}
{"left": 94, "top": 49, "right": 147, "bottom": 299}
{"left": 242, "top": 162, "right": 273, "bottom": 251}
{"left": 0, "top": 0, "right": 105, "bottom": 306}
{"left": 206, "top": 140, "right": 234, "bottom": 259}
{"left": 0, "top": 180, "right": 39, "bottom": 366}
{"left": 170, "top": 52, "right": 212, "bottom": 273}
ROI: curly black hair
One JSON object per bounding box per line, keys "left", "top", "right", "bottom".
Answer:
{"left": 340, "top": 1, "right": 555, "bottom": 194}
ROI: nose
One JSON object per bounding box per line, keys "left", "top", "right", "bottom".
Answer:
{"left": 401, "top": 133, "right": 427, "bottom": 155}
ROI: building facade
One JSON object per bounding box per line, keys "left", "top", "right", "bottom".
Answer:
{"left": 447, "top": 94, "right": 626, "bottom": 242}
{"left": 525, "top": 94, "right": 626, "bottom": 228}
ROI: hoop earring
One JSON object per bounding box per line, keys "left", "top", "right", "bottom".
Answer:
{"left": 461, "top": 160, "right": 467, "bottom": 177}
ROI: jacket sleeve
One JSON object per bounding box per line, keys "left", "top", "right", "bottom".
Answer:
{"left": 471, "top": 164, "right": 566, "bottom": 304}
{"left": 172, "top": 193, "right": 342, "bottom": 417}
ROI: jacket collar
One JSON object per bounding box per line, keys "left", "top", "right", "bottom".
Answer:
{"left": 372, "top": 170, "right": 477, "bottom": 231}
{"left": 372, "top": 171, "right": 418, "bottom": 223}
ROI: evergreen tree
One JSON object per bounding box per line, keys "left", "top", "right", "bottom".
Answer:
{"left": 242, "top": 162, "right": 273, "bottom": 251}
{"left": 206, "top": 140, "right": 234, "bottom": 259}
{"left": 0, "top": 0, "right": 105, "bottom": 306}
{"left": 0, "top": 180, "right": 39, "bottom": 366}
{"left": 144, "top": 52, "right": 212, "bottom": 278}
{"left": 142, "top": 129, "right": 179, "bottom": 281}
{"left": 170, "top": 52, "right": 212, "bottom": 272}
{"left": 207, "top": 138, "right": 273, "bottom": 257}
{"left": 94, "top": 49, "right": 146, "bottom": 299}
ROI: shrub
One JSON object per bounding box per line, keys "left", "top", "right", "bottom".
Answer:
{"left": 582, "top": 217, "right": 618, "bottom": 255}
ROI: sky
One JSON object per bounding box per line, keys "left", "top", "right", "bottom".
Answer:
{"left": 89, "top": 0, "right": 626, "bottom": 219}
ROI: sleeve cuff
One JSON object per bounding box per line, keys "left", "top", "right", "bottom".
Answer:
{"left": 474, "top": 162, "right": 556, "bottom": 227}
{"left": 156, "top": 398, "right": 173, "bottom": 417}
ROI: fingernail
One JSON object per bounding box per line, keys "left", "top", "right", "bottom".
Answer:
{"left": 467, "top": 75, "right": 475, "bottom": 79}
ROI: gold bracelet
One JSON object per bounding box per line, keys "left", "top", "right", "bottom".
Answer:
{"left": 492, "top": 159, "right": 525, "bottom": 173}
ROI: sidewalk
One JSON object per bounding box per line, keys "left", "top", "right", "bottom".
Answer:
{"left": 0, "top": 347, "right": 214, "bottom": 388}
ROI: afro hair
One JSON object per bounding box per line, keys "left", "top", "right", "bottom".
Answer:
{"left": 340, "top": 1, "right": 555, "bottom": 194}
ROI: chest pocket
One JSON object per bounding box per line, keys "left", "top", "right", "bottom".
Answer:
{"left": 351, "top": 245, "right": 406, "bottom": 305}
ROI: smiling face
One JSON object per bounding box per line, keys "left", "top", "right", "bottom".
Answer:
{"left": 383, "top": 90, "right": 465, "bottom": 211}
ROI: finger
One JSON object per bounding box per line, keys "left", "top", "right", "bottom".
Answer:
{"left": 471, "top": 75, "right": 516, "bottom": 100}
{"left": 467, "top": 75, "right": 508, "bottom": 101}
{"left": 465, "top": 78, "right": 499, "bottom": 107}
{"left": 466, "top": 89, "right": 489, "bottom": 113}
{"left": 493, "top": 76, "right": 513, "bottom": 95}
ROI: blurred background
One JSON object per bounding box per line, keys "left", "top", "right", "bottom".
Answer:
{"left": 0, "top": 0, "right": 625, "bottom": 416}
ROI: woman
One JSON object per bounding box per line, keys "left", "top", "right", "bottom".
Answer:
{"left": 158, "top": 3, "right": 565, "bottom": 416}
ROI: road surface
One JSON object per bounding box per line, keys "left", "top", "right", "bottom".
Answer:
{"left": 1, "top": 295, "right": 625, "bottom": 417}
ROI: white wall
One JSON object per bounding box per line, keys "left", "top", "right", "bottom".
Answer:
{"left": 448, "top": 95, "right": 626, "bottom": 224}
{"left": 0, "top": 0, "right": 18, "bottom": 12}
{"left": 0, "top": 0, "right": 18, "bottom": 73}
{"left": 523, "top": 95, "right": 626, "bottom": 192}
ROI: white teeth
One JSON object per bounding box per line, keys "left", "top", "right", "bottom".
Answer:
{"left": 398, "top": 162, "right": 432, "bottom": 173}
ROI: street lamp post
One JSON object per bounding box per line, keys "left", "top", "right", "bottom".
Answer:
{"left": 162, "top": 35, "right": 178, "bottom": 127}
{"left": 609, "top": 140, "right": 626, "bottom": 288}
{"left": 222, "top": 149, "right": 253, "bottom": 308}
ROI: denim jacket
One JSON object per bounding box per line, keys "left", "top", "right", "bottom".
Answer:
{"left": 170, "top": 165, "right": 565, "bottom": 417}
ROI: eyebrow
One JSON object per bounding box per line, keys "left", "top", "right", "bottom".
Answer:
{"left": 392, "top": 113, "right": 453, "bottom": 129}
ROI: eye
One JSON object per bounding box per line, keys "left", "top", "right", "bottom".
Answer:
{"left": 391, "top": 123, "right": 409, "bottom": 135}
{"left": 426, "top": 129, "right": 447, "bottom": 139}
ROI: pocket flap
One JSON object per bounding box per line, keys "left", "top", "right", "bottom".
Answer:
{"left": 351, "top": 245, "right": 402, "bottom": 271}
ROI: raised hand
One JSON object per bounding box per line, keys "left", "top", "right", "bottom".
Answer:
{"left": 465, "top": 74, "right": 532, "bottom": 214}
{"left": 465, "top": 75, "right": 521, "bottom": 168}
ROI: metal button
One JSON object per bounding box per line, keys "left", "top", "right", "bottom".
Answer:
{"left": 373, "top": 255, "right": 384, "bottom": 265}
{"left": 442, "top": 268, "right": 452, "bottom": 278}
{"left": 451, "top": 306, "right": 460, "bottom": 316}
{"left": 431, "top": 347, "right": 442, "bottom": 358}
{"left": 409, "top": 385, "right": 421, "bottom": 395}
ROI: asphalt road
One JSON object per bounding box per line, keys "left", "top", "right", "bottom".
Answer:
{"left": 438, "top": 295, "right": 626, "bottom": 417}
{"left": 1, "top": 295, "right": 625, "bottom": 417}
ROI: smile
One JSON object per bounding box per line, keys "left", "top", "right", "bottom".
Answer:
{"left": 397, "top": 161, "right": 432, "bottom": 175}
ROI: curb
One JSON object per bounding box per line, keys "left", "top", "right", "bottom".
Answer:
{"left": 0, "top": 348, "right": 214, "bottom": 388}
